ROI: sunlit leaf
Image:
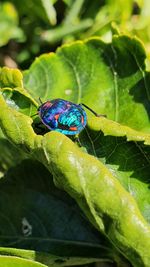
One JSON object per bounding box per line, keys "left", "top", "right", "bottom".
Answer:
{"left": 1, "top": 36, "right": 150, "bottom": 267}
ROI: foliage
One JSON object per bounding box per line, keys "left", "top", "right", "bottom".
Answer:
{"left": 1, "top": 0, "right": 150, "bottom": 69}
{"left": 0, "top": 2, "right": 24, "bottom": 47}
{"left": 0, "top": 34, "right": 150, "bottom": 267}
{"left": 1, "top": 1, "right": 150, "bottom": 267}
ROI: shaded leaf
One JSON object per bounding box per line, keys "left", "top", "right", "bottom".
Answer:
{"left": 80, "top": 117, "right": 150, "bottom": 223}
{"left": 0, "top": 134, "right": 26, "bottom": 176}
{"left": 0, "top": 159, "right": 118, "bottom": 266}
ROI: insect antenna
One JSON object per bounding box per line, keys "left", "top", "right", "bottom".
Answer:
{"left": 39, "top": 97, "right": 43, "bottom": 105}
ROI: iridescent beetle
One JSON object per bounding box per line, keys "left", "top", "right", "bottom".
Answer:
{"left": 37, "top": 98, "right": 102, "bottom": 135}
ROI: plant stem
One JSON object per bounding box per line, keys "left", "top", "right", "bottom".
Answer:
{"left": 41, "top": 19, "right": 93, "bottom": 43}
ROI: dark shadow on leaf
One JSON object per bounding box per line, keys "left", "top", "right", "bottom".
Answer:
{"left": 80, "top": 127, "right": 150, "bottom": 223}
{"left": 100, "top": 40, "right": 142, "bottom": 78}
{"left": 0, "top": 159, "right": 117, "bottom": 262}
{"left": 129, "top": 72, "right": 150, "bottom": 120}
{"left": 0, "top": 137, "right": 26, "bottom": 175}
{"left": 2, "top": 90, "right": 37, "bottom": 116}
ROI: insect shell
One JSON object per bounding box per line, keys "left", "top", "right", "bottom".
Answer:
{"left": 38, "top": 98, "right": 87, "bottom": 135}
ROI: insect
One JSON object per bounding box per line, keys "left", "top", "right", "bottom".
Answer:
{"left": 36, "top": 98, "right": 103, "bottom": 135}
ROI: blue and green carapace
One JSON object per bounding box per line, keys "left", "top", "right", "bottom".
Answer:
{"left": 38, "top": 98, "right": 101, "bottom": 135}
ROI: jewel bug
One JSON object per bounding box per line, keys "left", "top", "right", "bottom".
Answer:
{"left": 35, "top": 98, "right": 104, "bottom": 135}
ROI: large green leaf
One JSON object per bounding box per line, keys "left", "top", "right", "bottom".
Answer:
{"left": 0, "top": 159, "right": 119, "bottom": 266}
{"left": 24, "top": 35, "right": 150, "bottom": 133}
{"left": 0, "top": 96, "right": 149, "bottom": 266}
{"left": 1, "top": 35, "right": 150, "bottom": 267}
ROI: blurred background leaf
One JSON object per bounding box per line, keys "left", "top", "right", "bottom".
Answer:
{"left": 0, "top": 1, "right": 24, "bottom": 48}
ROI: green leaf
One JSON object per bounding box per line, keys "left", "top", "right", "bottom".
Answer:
{"left": 10, "top": 0, "right": 57, "bottom": 25}
{"left": 0, "top": 2, "right": 24, "bottom": 47}
{"left": 0, "top": 247, "right": 107, "bottom": 267}
{"left": 0, "top": 159, "right": 118, "bottom": 266}
{"left": 0, "top": 94, "right": 36, "bottom": 151}
{"left": 0, "top": 255, "right": 47, "bottom": 267}
{"left": 0, "top": 67, "right": 37, "bottom": 115}
{"left": 0, "top": 67, "right": 23, "bottom": 88}
{"left": 1, "top": 36, "right": 150, "bottom": 266}
{"left": 24, "top": 35, "right": 150, "bottom": 133}
{"left": 80, "top": 117, "right": 150, "bottom": 223}
{"left": 0, "top": 134, "right": 26, "bottom": 176}
{"left": 0, "top": 92, "right": 150, "bottom": 266}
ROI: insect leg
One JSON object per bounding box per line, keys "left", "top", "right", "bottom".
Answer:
{"left": 74, "top": 136, "right": 82, "bottom": 147}
{"left": 31, "top": 113, "right": 38, "bottom": 118}
{"left": 33, "top": 121, "right": 47, "bottom": 134}
{"left": 80, "top": 103, "right": 106, "bottom": 117}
